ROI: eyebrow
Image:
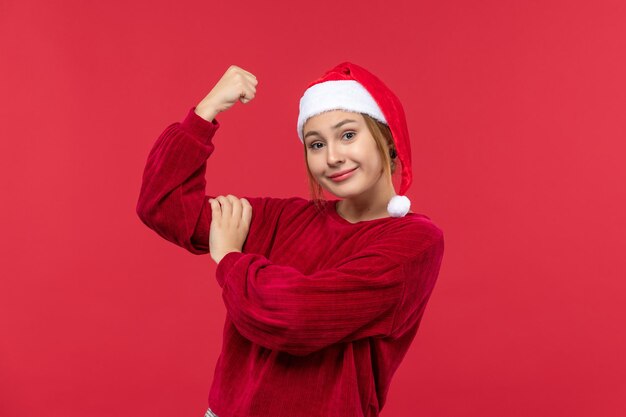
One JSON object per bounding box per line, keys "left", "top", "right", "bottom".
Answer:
{"left": 303, "top": 119, "right": 358, "bottom": 140}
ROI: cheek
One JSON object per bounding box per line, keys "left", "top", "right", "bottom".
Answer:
{"left": 363, "top": 155, "right": 385, "bottom": 177}
{"left": 356, "top": 147, "right": 381, "bottom": 167}
{"left": 306, "top": 156, "right": 322, "bottom": 174}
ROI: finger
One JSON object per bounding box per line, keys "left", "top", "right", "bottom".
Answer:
{"left": 241, "top": 198, "right": 252, "bottom": 225}
{"left": 239, "top": 85, "right": 255, "bottom": 103}
{"left": 242, "top": 72, "right": 258, "bottom": 86}
{"left": 235, "top": 71, "right": 256, "bottom": 94}
{"left": 225, "top": 195, "right": 241, "bottom": 221}
{"left": 216, "top": 195, "right": 232, "bottom": 218}
{"left": 208, "top": 198, "right": 220, "bottom": 218}
{"left": 238, "top": 68, "right": 258, "bottom": 83}
{"left": 240, "top": 80, "right": 256, "bottom": 99}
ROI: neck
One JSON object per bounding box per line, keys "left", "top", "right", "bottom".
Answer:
{"left": 337, "top": 176, "right": 396, "bottom": 222}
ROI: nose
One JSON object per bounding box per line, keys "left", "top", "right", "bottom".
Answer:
{"left": 326, "top": 142, "right": 344, "bottom": 165}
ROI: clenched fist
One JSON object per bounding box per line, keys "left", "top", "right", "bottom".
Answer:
{"left": 195, "top": 65, "right": 258, "bottom": 122}
{"left": 208, "top": 195, "right": 252, "bottom": 264}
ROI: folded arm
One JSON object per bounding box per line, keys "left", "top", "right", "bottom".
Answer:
{"left": 216, "top": 230, "right": 444, "bottom": 356}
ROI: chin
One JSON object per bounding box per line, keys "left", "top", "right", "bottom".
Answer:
{"left": 321, "top": 174, "right": 370, "bottom": 197}
{"left": 325, "top": 185, "right": 365, "bottom": 199}
{"left": 321, "top": 185, "right": 347, "bottom": 198}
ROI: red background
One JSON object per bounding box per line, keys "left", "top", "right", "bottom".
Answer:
{"left": 1, "top": 0, "right": 625, "bottom": 416}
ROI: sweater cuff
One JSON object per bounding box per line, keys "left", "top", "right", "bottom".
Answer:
{"left": 180, "top": 106, "right": 220, "bottom": 144}
{"left": 215, "top": 251, "right": 246, "bottom": 288}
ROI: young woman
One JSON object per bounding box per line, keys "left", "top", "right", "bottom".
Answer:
{"left": 137, "top": 62, "right": 444, "bottom": 417}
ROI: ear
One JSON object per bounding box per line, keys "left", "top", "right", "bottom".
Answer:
{"left": 388, "top": 145, "right": 397, "bottom": 159}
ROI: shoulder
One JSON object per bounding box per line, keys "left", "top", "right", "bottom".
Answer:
{"left": 404, "top": 213, "right": 444, "bottom": 243}
{"left": 386, "top": 211, "right": 443, "bottom": 240}
{"left": 374, "top": 212, "right": 444, "bottom": 262}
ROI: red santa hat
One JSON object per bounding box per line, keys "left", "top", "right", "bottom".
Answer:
{"left": 297, "top": 61, "right": 412, "bottom": 217}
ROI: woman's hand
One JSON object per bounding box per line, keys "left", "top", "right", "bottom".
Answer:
{"left": 208, "top": 195, "right": 252, "bottom": 264}
{"left": 195, "top": 65, "right": 258, "bottom": 122}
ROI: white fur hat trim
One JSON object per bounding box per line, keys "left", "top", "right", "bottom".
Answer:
{"left": 387, "top": 195, "right": 411, "bottom": 217}
{"left": 297, "top": 80, "right": 388, "bottom": 142}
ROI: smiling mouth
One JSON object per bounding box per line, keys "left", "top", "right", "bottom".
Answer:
{"left": 328, "top": 167, "right": 357, "bottom": 179}
{"left": 328, "top": 167, "right": 358, "bottom": 181}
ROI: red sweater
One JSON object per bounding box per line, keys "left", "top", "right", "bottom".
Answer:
{"left": 136, "top": 107, "right": 445, "bottom": 417}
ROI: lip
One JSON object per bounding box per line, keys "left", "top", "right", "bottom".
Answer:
{"left": 328, "top": 167, "right": 357, "bottom": 181}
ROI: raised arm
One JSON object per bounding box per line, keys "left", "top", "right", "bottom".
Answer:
{"left": 215, "top": 225, "right": 444, "bottom": 356}
{"left": 136, "top": 65, "right": 260, "bottom": 254}
{"left": 135, "top": 107, "right": 221, "bottom": 254}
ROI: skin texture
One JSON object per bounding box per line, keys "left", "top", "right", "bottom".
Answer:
{"left": 303, "top": 110, "right": 397, "bottom": 223}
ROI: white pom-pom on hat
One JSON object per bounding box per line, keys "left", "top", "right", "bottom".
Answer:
{"left": 387, "top": 195, "right": 411, "bottom": 217}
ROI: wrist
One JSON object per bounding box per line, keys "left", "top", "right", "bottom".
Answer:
{"left": 216, "top": 249, "right": 241, "bottom": 264}
{"left": 195, "top": 101, "right": 218, "bottom": 122}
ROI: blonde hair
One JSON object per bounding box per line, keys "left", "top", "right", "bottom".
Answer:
{"left": 303, "top": 113, "right": 400, "bottom": 212}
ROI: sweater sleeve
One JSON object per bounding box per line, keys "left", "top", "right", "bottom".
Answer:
{"left": 136, "top": 107, "right": 273, "bottom": 255}
{"left": 136, "top": 106, "right": 220, "bottom": 254}
{"left": 215, "top": 229, "right": 445, "bottom": 356}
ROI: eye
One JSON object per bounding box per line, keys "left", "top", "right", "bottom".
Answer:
{"left": 342, "top": 131, "right": 356, "bottom": 140}
{"left": 308, "top": 132, "right": 356, "bottom": 150}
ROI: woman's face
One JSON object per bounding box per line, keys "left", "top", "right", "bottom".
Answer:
{"left": 303, "top": 110, "right": 386, "bottom": 199}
